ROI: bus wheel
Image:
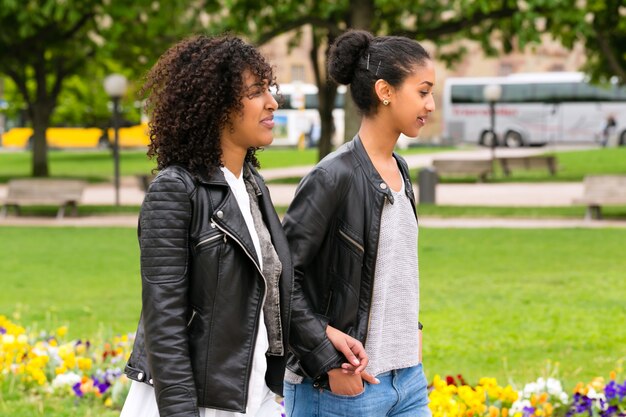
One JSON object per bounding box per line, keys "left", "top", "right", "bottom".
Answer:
{"left": 504, "top": 131, "right": 524, "bottom": 147}
{"left": 26, "top": 136, "right": 34, "bottom": 150}
{"left": 479, "top": 131, "right": 497, "bottom": 147}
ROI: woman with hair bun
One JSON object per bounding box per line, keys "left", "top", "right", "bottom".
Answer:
{"left": 119, "top": 34, "right": 369, "bottom": 417}
{"left": 283, "top": 29, "right": 436, "bottom": 417}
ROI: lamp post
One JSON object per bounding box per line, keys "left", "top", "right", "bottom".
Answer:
{"left": 483, "top": 84, "right": 502, "bottom": 161}
{"left": 103, "top": 74, "right": 128, "bottom": 206}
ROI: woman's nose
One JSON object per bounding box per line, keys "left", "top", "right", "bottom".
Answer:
{"left": 267, "top": 91, "right": 278, "bottom": 111}
{"left": 426, "top": 95, "right": 436, "bottom": 112}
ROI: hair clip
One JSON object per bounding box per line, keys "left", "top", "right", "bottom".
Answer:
{"left": 366, "top": 54, "right": 370, "bottom": 70}
{"left": 375, "top": 61, "right": 382, "bottom": 76}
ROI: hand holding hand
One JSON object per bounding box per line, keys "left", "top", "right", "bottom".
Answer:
{"left": 325, "top": 325, "right": 379, "bottom": 384}
{"left": 327, "top": 368, "right": 365, "bottom": 396}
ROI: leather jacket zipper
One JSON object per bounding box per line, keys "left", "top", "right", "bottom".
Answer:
{"left": 338, "top": 229, "right": 364, "bottom": 253}
{"left": 210, "top": 220, "right": 267, "bottom": 307}
{"left": 365, "top": 194, "right": 387, "bottom": 343}
{"left": 324, "top": 290, "right": 333, "bottom": 316}
{"left": 186, "top": 309, "right": 197, "bottom": 328}
{"left": 194, "top": 233, "right": 225, "bottom": 249}
{"left": 211, "top": 218, "right": 267, "bottom": 408}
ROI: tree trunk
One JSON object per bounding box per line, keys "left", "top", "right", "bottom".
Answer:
{"left": 318, "top": 80, "right": 337, "bottom": 160}
{"left": 311, "top": 29, "right": 339, "bottom": 161}
{"left": 343, "top": 0, "right": 374, "bottom": 142}
{"left": 31, "top": 106, "right": 51, "bottom": 177}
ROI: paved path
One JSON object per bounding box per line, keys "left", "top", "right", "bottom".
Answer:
{"left": 1, "top": 145, "right": 624, "bottom": 228}
{"left": 2, "top": 214, "right": 625, "bottom": 228}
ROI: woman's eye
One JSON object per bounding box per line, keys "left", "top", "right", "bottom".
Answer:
{"left": 247, "top": 88, "right": 266, "bottom": 99}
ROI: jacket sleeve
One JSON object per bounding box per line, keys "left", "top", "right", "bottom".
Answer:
{"left": 283, "top": 167, "right": 345, "bottom": 378}
{"left": 139, "top": 173, "right": 199, "bottom": 417}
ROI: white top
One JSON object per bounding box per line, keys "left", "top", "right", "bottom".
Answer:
{"left": 119, "top": 166, "right": 280, "bottom": 417}
{"left": 364, "top": 180, "right": 421, "bottom": 376}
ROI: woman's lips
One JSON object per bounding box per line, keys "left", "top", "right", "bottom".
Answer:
{"left": 261, "top": 117, "right": 274, "bottom": 128}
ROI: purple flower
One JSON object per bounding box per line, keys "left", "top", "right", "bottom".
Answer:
{"left": 72, "top": 382, "right": 83, "bottom": 397}
{"left": 567, "top": 393, "right": 593, "bottom": 417}
{"left": 0, "top": 327, "right": 6, "bottom": 335}
{"left": 92, "top": 377, "right": 111, "bottom": 394}
{"left": 616, "top": 381, "right": 626, "bottom": 400}
{"left": 523, "top": 406, "right": 536, "bottom": 417}
{"left": 605, "top": 381, "right": 617, "bottom": 401}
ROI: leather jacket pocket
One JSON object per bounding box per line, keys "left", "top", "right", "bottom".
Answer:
{"left": 337, "top": 225, "right": 364, "bottom": 256}
{"left": 332, "top": 222, "right": 365, "bottom": 288}
{"left": 194, "top": 229, "right": 225, "bottom": 254}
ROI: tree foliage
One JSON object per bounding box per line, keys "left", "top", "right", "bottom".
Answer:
{"left": 545, "top": 0, "right": 625, "bottom": 84}
{"left": 210, "top": 0, "right": 624, "bottom": 158}
{"left": 0, "top": 0, "right": 204, "bottom": 176}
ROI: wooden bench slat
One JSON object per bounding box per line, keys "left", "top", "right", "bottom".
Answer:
{"left": 575, "top": 175, "right": 626, "bottom": 219}
{"left": 497, "top": 155, "right": 557, "bottom": 176}
{"left": 1, "top": 179, "right": 86, "bottom": 219}
{"left": 432, "top": 159, "right": 493, "bottom": 182}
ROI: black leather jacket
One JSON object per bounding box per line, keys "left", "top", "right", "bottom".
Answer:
{"left": 124, "top": 163, "right": 296, "bottom": 416}
{"left": 283, "top": 136, "right": 417, "bottom": 382}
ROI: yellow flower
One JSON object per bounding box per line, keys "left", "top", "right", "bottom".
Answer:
{"left": 104, "top": 397, "right": 113, "bottom": 407}
{"left": 56, "top": 326, "right": 68, "bottom": 338}
{"left": 77, "top": 357, "right": 93, "bottom": 371}
{"left": 489, "top": 405, "right": 500, "bottom": 417}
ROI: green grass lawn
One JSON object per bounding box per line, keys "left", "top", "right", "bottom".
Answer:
{"left": 419, "top": 228, "right": 626, "bottom": 386}
{"left": 1, "top": 227, "right": 624, "bottom": 399}
{"left": 0, "top": 145, "right": 455, "bottom": 183}
{"left": 1, "top": 146, "right": 624, "bottom": 184}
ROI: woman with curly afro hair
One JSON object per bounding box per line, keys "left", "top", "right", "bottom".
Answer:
{"left": 119, "top": 34, "right": 371, "bottom": 417}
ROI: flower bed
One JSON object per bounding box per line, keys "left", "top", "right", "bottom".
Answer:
{"left": 1, "top": 315, "right": 624, "bottom": 416}
{"left": 0, "top": 315, "right": 132, "bottom": 408}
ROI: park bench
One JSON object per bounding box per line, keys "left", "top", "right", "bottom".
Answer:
{"left": 432, "top": 158, "right": 493, "bottom": 182}
{"left": 497, "top": 155, "right": 557, "bottom": 176}
{"left": 573, "top": 175, "right": 626, "bottom": 219}
{"left": 0, "top": 179, "right": 87, "bottom": 219}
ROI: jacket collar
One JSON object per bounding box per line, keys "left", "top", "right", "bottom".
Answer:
{"left": 350, "top": 134, "right": 415, "bottom": 205}
{"left": 195, "top": 162, "right": 262, "bottom": 194}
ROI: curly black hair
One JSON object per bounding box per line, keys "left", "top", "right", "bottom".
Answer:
{"left": 141, "top": 34, "right": 277, "bottom": 174}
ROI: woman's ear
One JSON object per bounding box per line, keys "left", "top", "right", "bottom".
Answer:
{"left": 374, "top": 79, "right": 393, "bottom": 105}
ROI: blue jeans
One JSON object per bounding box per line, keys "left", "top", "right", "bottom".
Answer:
{"left": 283, "top": 364, "right": 431, "bottom": 417}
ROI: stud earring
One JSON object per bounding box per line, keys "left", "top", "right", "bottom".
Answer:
{"left": 383, "top": 99, "right": 390, "bottom": 106}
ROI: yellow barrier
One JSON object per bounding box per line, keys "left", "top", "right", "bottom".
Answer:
{"left": 1, "top": 123, "right": 150, "bottom": 149}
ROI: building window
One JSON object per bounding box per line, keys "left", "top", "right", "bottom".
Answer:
{"left": 291, "top": 64, "right": 305, "bottom": 82}
{"left": 498, "top": 62, "right": 514, "bottom": 76}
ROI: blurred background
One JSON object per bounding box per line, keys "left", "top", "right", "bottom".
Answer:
{"left": 0, "top": 1, "right": 625, "bottom": 416}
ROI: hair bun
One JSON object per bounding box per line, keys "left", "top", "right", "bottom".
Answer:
{"left": 328, "top": 30, "right": 373, "bottom": 85}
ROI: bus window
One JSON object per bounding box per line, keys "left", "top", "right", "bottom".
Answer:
{"left": 501, "top": 84, "right": 531, "bottom": 103}
{"left": 451, "top": 85, "right": 484, "bottom": 103}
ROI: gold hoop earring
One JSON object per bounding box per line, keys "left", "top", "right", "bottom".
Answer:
{"left": 383, "top": 99, "right": 390, "bottom": 106}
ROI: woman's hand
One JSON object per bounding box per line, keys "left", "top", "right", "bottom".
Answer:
{"left": 327, "top": 368, "right": 365, "bottom": 395}
{"left": 325, "top": 325, "right": 379, "bottom": 385}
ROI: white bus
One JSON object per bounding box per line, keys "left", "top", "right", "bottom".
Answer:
{"left": 442, "top": 72, "right": 626, "bottom": 147}
{"left": 271, "top": 83, "right": 346, "bottom": 147}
